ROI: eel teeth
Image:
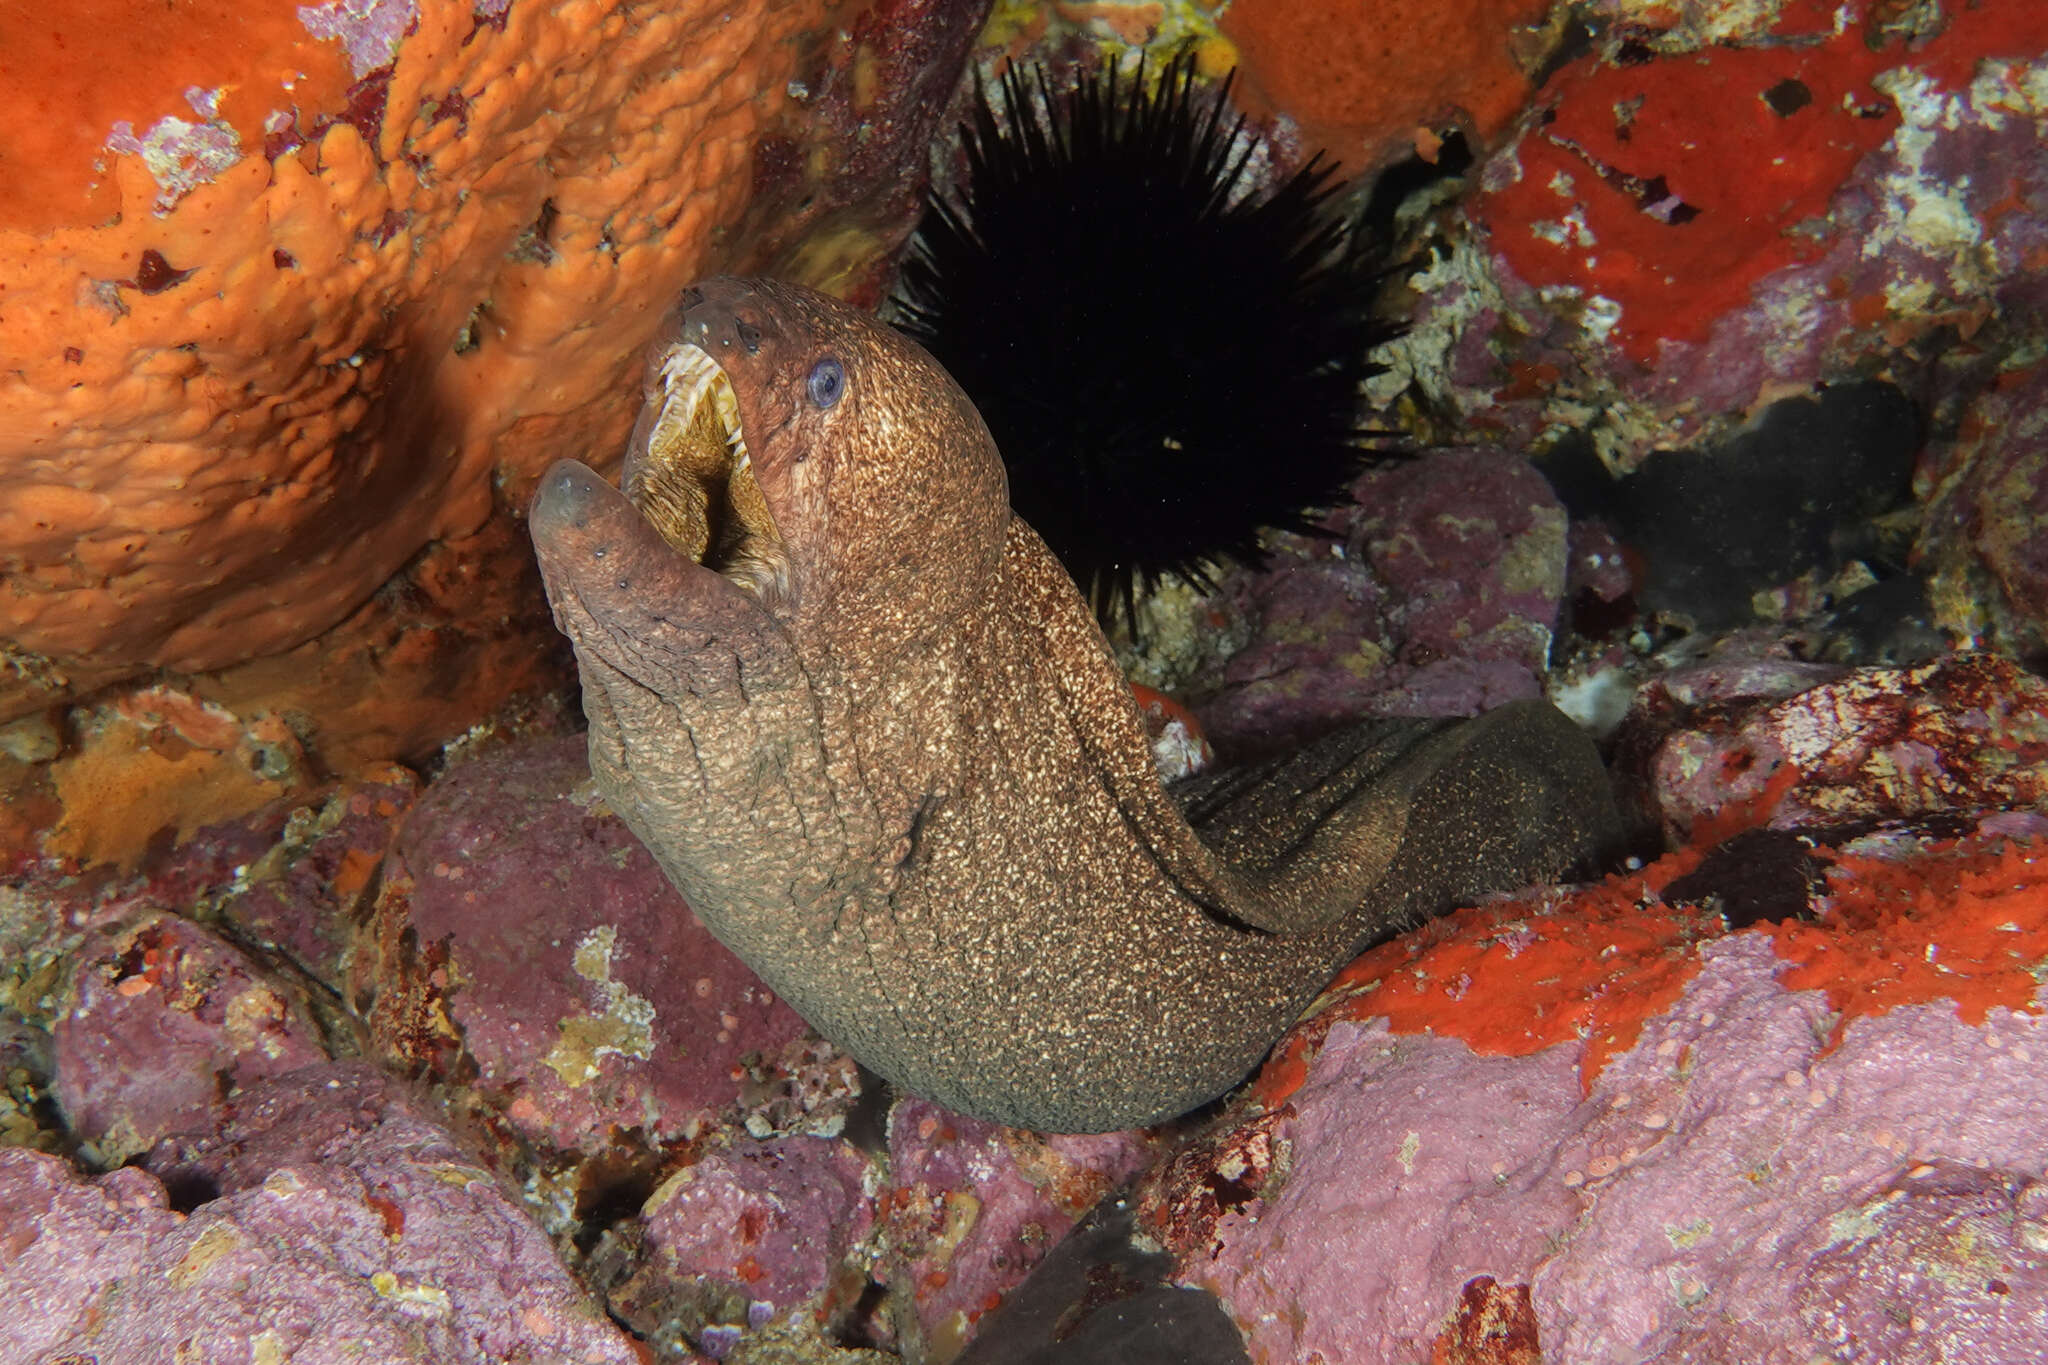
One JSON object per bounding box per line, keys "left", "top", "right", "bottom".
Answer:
{"left": 631, "top": 343, "right": 786, "bottom": 605}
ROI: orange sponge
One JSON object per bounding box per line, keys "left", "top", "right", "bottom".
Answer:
{"left": 1221, "top": 0, "right": 1551, "bottom": 169}
{"left": 0, "top": 0, "right": 962, "bottom": 733}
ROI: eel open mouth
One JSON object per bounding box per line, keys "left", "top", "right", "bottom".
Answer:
{"left": 625, "top": 344, "right": 790, "bottom": 604}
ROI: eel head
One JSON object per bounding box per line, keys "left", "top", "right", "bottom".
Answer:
{"left": 527, "top": 279, "right": 1017, "bottom": 919}
{"left": 534, "top": 278, "right": 1011, "bottom": 668}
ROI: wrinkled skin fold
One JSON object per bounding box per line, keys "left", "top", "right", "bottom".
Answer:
{"left": 530, "top": 277, "right": 1621, "bottom": 1132}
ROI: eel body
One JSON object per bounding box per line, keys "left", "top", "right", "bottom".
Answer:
{"left": 529, "top": 277, "right": 1618, "bottom": 1132}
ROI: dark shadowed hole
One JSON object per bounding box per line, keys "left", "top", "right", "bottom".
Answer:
{"left": 574, "top": 1172, "right": 661, "bottom": 1254}
{"left": 830, "top": 1278, "right": 893, "bottom": 1350}
{"left": 838, "top": 1065, "right": 894, "bottom": 1155}
{"left": 1354, "top": 131, "right": 1475, "bottom": 246}
{"left": 157, "top": 1167, "right": 223, "bottom": 1213}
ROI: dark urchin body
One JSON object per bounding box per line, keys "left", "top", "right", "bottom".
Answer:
{"left": 894, "top": 53, "right": 1401, "bottom": 625}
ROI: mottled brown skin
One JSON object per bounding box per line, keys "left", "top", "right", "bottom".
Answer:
{"left": 530, "top": 278, "right": 1619, "bottom": 1132}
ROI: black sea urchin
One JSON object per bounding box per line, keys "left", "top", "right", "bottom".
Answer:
{"left": 894, "top": 52, "right": 1401, "bottom": 626}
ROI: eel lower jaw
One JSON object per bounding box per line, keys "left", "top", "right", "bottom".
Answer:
{"left": 625, "top": 342, "right": 792, "bottom": 607}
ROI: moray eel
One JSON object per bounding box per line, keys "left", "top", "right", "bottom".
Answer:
{"left": 529, "top": 277, "right": 1620, "bottom": 1133}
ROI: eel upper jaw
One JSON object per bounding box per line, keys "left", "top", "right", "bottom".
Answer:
{"left": 624, "top": 342, "right": 792, "bottom": 608}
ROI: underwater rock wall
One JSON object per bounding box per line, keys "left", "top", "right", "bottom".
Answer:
{"left": 1168, "top": 900, "right": 2048, "bottom": 1364}
{"left": 7, "top": 3, "right": 2048, "bottom": 1363}
{"left": 11, "top": 0, "right": 2048, "bottom": 857}
{"left": 1397, "top": 0, "right": 2048, "bottom": 457}
{"left": 2, "top": 1063, "right": 649, "bottom": 1363}
{"left": 12, "top": 654, "right": 2048, "bottom": 1362}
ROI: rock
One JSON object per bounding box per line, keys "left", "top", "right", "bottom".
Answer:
{"left": 1144, "top": 815, "right": 2048, "bottom": 1363}
{"left": 2, "top": 1061, "right": 640, "bottom": 1364}
{"left": 589, "top": 1094, "right": 1162, "bottom": 1362}
{"left": 1538, "top": 932, "right": 2048, "bottom": 1363}
{"left": 1560, "top": 382, "right": 1921, "bottom": 632}
{"left": 597, "top": 1135, "right": 877, "bottom": 1356}
{"left": 0, "top": 1011, "right": 60, "bottom": 1153}
{"left": 1195, "top": 447, "right": 1567, "bottom": 753}
{"left": 1160, "top": 1021, "right": 1582, "bottom": 1363}
{"left": 1617, "top": 653, "right": 2048, "bottom": 844}
{"left": 953, "top": 1195, "right": 1250, "bottom": 1365}
{"left": 357, "top": 735, "right": 833, "bottom": 1192}
{"left": 1447, "top": 5, "right": 2048, "bottom": 469}
{"left": 882, "top": 1099, "right": 1158, "bottom": 1362}
{"left": 1921, "top": 354, "right": 2048, "bottom": 651}
{"left": 53, "top": 912, "right": 331, "bottom": 1165}
{"left": 219, "top": 767, "right": 421, "bottom": 989}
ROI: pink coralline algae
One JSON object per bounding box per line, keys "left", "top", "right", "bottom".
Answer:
{"left": 222, "top": 766, "right": 421, "bottom": 987}
{"left": 1194, "top": 446, "right": 1569, "bottom": 752}
{"left": 591, "top": 1056, "right": 1161, "bottom": 1360}
{"left": 1158, "top": 888, "right": 2048, "bottom": 1364}
{"left": 883, "top": 1097, "right": 1159, "bottom": 1359}
{"left": 647, "top": 1137, "right": 872, "bottom": 1318}
{"left": 593, "top": 1133, "right": 877, "bottom": 1353}
{"left": 7, "top": 6, "right": 2048, "bottom": 1359}
{"left": 1, "top": 1062, "right": 640, "bottom": 1364}
{"left": 1133, "top": 646, "right": 2048, "bottom": 1360}
{"left": 357, "top": 736, "right": 824, "bottom": 1173}
{"left": 54, "top": 912, "right": 331, "bottom": 1166}
{"left": 3, "top": 728, "right": 1181, "bottom": 1363}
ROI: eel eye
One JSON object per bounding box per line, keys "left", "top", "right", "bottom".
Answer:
{"left": 807, "top": 357, "right": 845, "bottom": 409}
